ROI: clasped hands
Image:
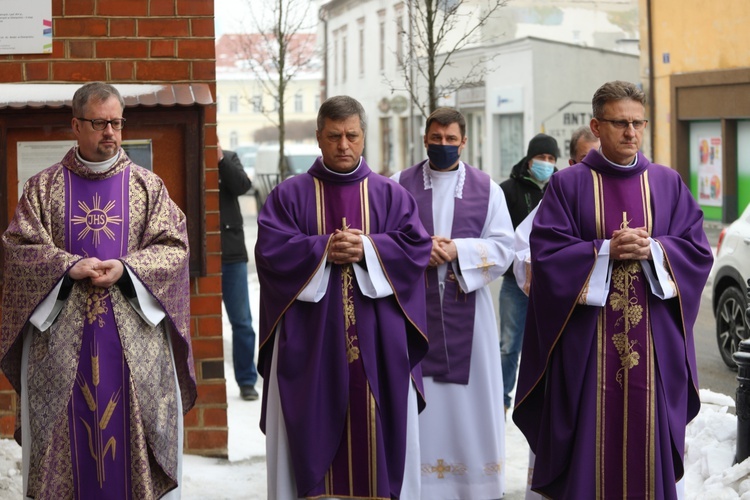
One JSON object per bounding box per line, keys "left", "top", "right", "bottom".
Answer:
{"left": 69, "top": 257, "right": 124, "bottom": 288}
{"left": 429, "top": 236, "right": 457, "bottom": 267}
{"left": 610, "top": 227, "right": 651, "bottom": 261}
{"left": 328, "top": 228, "right": 365, "bottom": 265}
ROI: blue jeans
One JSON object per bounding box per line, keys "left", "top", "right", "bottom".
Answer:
{"left": 499, "top": 275, "right": 528, "bottom": 409}
{"left": 222, "top": 261, "right": 258, "bottom": 387}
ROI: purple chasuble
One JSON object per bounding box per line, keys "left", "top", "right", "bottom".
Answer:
{"left": 513, "top": 150, "right": 713, "bottom": 498}
{"left": 255, "top": 157, "right": 431, "bottom": 498}
{"left": 596, "top": 170, "right": 656, "bottom": 498}
{"left": 399, "top": 162, "right": 490, "bottom": 384}
{"left": 65, "top": 167, "right": 132, "bottom": 499}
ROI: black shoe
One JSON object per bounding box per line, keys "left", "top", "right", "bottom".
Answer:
{"left": 240, "top": 386, "right": 259, "bottom": 401}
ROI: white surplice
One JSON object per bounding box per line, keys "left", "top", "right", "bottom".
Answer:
{"left": 393, "top": 163, "right": 515, "bottom": 500}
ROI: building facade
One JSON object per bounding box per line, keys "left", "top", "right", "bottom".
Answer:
{"left": 318, "top": 0, "right": 639, "bottom": 180}
{"left": 215, "top": 33, "right": 321, "bottom": 153}
{"left": 640, "top": 0, "right": 750, "bottom": 222}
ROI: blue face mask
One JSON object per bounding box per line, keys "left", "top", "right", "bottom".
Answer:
{"left": 427, "top": 144, "right": 461, "bottom": 170}
{"left": 530, "top": 159, "right": 555, "bottom": 182}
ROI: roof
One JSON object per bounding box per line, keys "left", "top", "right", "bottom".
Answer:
{"left": 215, "top": 33, "right": 319, "bottom": 73}
{"left": 0, "top": 83, "right": 214, "bottom": 110}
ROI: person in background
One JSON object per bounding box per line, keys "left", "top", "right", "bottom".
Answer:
{"left": 218, "top": 142, "right": 259, "bottom": 401}
{"left": 393, "top": 107, "right": 515, "bottom": 499}
{"left": 256, "top": 95, "right": 432, "bottom": 499}
{"left": 0, "top": 81, "right": 195, "bottom": 499}
{"left": 511, "top": 127, "right": 599, "bottom": 500}
{"left": 514, "top": 80, "right": 713, "bottom": 498}
{"left": 498, "top": 133, "right": 560, "bottom": 412}
{"left": 568, "top": 125, "right": 600, "bottom": 166}
{"left": 513, "top": 127, "right": 601, "bottom": 295}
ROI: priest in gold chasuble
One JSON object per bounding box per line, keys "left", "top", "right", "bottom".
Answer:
{"left": 0, "top": 82, "right": 195, "bottom": 500}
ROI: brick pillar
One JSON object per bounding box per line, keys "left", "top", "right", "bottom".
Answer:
{"left": 0, "top": 0, "right": 226, "bottom": 456}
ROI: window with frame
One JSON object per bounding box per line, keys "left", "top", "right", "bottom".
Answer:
{"left": 251, "top": 95, "right": 262, "bottom": 113}
{"left": 379, "top": 18, "right": 385, "bottom": 72}
{"left": 358, "top": 18, "right": 365, "bottom": 78}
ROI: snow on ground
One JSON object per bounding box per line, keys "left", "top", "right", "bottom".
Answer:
{"left": 0, "top": 290, "right": 745, "bottom": 498}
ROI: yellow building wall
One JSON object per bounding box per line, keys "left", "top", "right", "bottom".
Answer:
{"left": 640, "top": 0, "right": 750, "bottom": 165}
{"left": 216, "top": 75, "right": 320, "bottom": 149}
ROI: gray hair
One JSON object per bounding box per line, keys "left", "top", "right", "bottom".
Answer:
{"left": 592, "top": 80, "right": 646, "bottom": 119}
{"left": 569, "top": 126, "right": 598, "bottom": 160}
{"left": 72, "top": 82, "right": 125, "bottom": 117}
{"left": 317, "top": 95, "right": 367, "bottom": 134}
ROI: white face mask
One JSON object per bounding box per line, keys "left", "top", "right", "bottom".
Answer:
{"left": 530, "top": 159, "right": 555, "bottom": 182}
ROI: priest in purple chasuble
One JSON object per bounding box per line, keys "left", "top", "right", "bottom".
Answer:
{"left": 513, "top": 81, "right": 713, "bottom": 499}
{"left": 0, "top": 82, "right": 196, "bottom": 500}
{"left": 255, "top": 96, "right": 431, "bottom": 500}
{"left": 393, "top": 107, "right": 515, "bottom": 500}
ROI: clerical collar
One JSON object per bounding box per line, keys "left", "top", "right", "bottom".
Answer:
{"left": 599, "top": 147, "right": 638, "bottom": 168}
{"left": 322, "top": 157, "right": 363, "bottom": 176}
{"left": 421, "top": 160, "right": 466, "bottom": 198}
{"left": 75, "top": 148, "right": 121, "bottom": 172}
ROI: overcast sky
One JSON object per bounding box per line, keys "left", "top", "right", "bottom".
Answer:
{"left": 214, "top": 0, "right": 318, "bottom": 37}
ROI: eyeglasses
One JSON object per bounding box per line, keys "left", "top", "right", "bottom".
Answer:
{"left": 598, "top": 118, "right": 648, "bottom": 131}
{"left": 77, "top": 117, "right": 126, "bottom": 131}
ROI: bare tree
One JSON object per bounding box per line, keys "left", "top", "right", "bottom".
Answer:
{"left": 236, "top": 0, "right": 318, "bottom": 178}
{"left": 389, "top": 0, "right": 508, "bottom": 118}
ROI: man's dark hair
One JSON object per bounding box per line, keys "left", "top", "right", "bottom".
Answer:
{"left": 592, "top": 80, "right": 646, "bottom": 119}
{"left": 72, "top": 82, "right": 125, "bottom": 117}
{"left": 424, "top": 107, "right": 466, "bottom": 138}
{"left": 317, "top": 95, "right": 367, "bottom": 134}
{"left": 569, "top": 126, "right": 598, "bottom": 160}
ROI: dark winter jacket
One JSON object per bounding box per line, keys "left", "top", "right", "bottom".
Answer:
{"left": 219, "top": 150, "right": 253, "bottom": 264}
{"left": 499, "top": 156, "right": 556, "bottom": 276}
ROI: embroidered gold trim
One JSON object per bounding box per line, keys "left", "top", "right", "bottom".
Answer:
{"left": 476, "top": 243, "right": 495, "bottom": 284}
{"left": 86, "top": 286, "right": 110, "bottom": 327}
{"left": 421, "top": 458, "right": 468, "bottom": 478}
{"left": 72, "top": 193, "right": 123, "bottom": 247}
{"left": 609, "top": 261, "right": 643, "bottom": 388}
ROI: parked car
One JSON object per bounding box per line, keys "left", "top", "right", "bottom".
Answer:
{"left": 253, "top": 143, "right": 321, "bottom": 209}
{"left": 712, "top": 204, "right": 750, "bottom": 368}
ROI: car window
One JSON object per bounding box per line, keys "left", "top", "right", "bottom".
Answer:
{"left": 240, "top": 152, "right": 256, "bottom": 168}
{"left": 288, "top": 154, "right": 320, "bottom": 174}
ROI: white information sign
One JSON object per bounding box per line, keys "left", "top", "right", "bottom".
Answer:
{"left": 0, "top": 2, "right": 53, "bottom": 55}
{"left": 16, "top": 140, "right": 75, "bottom": 199}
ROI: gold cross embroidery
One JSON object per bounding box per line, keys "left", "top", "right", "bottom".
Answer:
{"left": 428, "top": 459, "right": 452, "bottom": 479}
{"left": 339, "top": 216, "right": 359, "bottom": 362}
{"left": 476, "top": 245, "right": 495, "bottom": 284}
{"left": 620, "top": 211, "right": 631, "bottom": 230}
{"left": 422, "top": 459, "right": 467, "bottom": 478}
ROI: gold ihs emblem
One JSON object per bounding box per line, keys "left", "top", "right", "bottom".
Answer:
{"left": 71, "top": 193, "right": 123, "bottom": 247}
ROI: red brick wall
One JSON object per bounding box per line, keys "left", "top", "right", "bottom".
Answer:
{"left": 0, "top": 0, "right": 226, "bottom": 456}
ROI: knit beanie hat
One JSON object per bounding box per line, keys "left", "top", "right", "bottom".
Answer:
{"left": 526, "top": 133, "right": 560, "bottom": 160}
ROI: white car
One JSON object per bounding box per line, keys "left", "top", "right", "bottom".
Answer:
{"left": 253, "top": 143, "right": 321, "bottom": 209}
{"left": 712, "top": 204, "right": 750, "bottom": 368}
